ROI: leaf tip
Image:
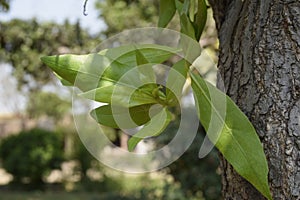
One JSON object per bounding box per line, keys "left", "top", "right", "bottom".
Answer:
{"left": 40, "top": 55, "right": 59, "bottom": 70}
{"left": 127, "top": 142, "right": 135, "bottom": 152}
{"left": 127, "top": 137, "right": 140, "bottom": 152}
{"left": 157, "top": 21, "right": 165, "bottom": 28}
{"left": 264, "top": 188, "right": 273, "bottom": 200}
{"left": 40, "top": 55, "right": 50, "bottom": 64}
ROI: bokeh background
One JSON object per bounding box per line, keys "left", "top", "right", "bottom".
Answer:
{"left": 0, "top": 0, "right": 221, "bottom": 199}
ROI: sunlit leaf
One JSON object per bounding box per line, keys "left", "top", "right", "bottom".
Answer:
{"left": 41, "top": 54, "right": 108, "bottom": 91}
{"left": 128, "top": 106, "right": 172, "bottom": 151}
{"left": 190, "top": 73, "right": 272, "bottom": 200}
{"left": 99, "top": 44, "right": 180, "bottom": 67}
{"left": 79, "top": 84, "right": 159, "bottom": 107}
{"left": 41, "top": 44, "right": 181, "bottom": 91}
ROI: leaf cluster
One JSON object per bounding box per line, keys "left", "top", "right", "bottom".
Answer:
{"left": 41, "top": 44, "right": 181, "bottom": 150}
{"left": 158, "top": 0, "right": 207, "bottom": 41}
{"left": 42, "top": 41, "right": 270, "bottom": 199}
{"left": 41, "top": 1, "right": 272, "bottom": 199}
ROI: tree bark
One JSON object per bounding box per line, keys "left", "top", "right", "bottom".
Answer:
{"left": 208, "top": 0, "right": 300, "bottom": 199}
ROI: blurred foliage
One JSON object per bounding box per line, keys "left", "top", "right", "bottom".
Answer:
{"left": 0, "top": 0, "right": 9, "bottom": 11}
{"left": 156, "top": 109, "right": 221, "bottom": 200}
{"left": 0, "top": 192, "right": 103, "bottom": 200}
{"left": 0, "top": 128, "right": 64, "bottom": 186}
{"left": 57, "top": 121, "right": 117, "bottom": 179}
{"left": 77, "top": 169, "right": 203, "bottom": 200}
{"left": 155, "top": 41, "right": 220, "bottom": 200}
{"left": 0, "top": 176, "right": 203, "bottom": 200}
{"left": 56, "top": 120, "right": 198, "bottom": 199}
{"left": 71, "top": 132, "right": 97, "bottom": 179}
{"left": 96, "top": 0, "right": 159, "bottom": 36}
{"left": 26, "top": 91, "right": 70, "bottom": 120}
{"left": 0, "top": 19, "right": 97, "bottom": 91}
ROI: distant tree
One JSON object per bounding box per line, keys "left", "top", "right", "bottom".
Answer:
{"left": 96, "top": 0, "right": 159, "bottom": 36}
{"left": 26, "top": 91, "right": 70, "bottom": 121}
{"left": 0, "top": 19, "right": 97, "bottom": 122}
{"left": 0, "top": 19, "right": 97, "bottom": 92}
{"left": 0, "top": 0, "right": 9, "bottom": 11}
{"left": 0, "top": 128, "right": 64, "bottom": 187}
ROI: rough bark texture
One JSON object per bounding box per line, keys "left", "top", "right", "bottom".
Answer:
{"left": 208, "top": 0, "right": 300, "bottom": 199}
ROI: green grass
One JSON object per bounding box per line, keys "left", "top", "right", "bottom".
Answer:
{"left": 0, "top": 172, "right": 193, "bottom": 200}
{"left": 0, "top": 191, "right": 104, "bottom": 200}
{"left": 0, "top": 191, "right": 145, "bottom": 200}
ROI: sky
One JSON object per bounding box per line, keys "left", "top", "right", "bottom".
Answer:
{"left": 0, "top": 0, "right": 105, "bottom": 34}
{"left": 0, "top": 0, "right": 105, "bottom": 114}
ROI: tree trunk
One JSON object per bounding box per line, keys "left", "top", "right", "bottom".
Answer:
{"left": 208, "top": 0, "right": 300, "bottom": 199}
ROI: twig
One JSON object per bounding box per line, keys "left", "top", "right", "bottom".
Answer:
{"left": 83, "top": 0, "right": 88, "bottom": 16}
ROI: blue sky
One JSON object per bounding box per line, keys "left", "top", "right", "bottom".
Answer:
{"left": 0, "top": 0, "right": 106, "bottom": 114}
{"left": 0, "top": 0, "right": 106, "bottom": 34}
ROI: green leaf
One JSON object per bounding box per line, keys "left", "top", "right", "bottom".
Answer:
{"left": 41, "top": 44, "right": 180, "bottom": 92}
{"left": 99, "top": 44, "right": 180, "bottom": 67}
{"left": 135, "top": 47, "right": 149, "bottom": 66}
{"left": 79, "top": 84, "right": 159, "bottom": 107}
{"left": 135, "top": 47, "right": 156, "bottom": 84}
{"left": 98, "top": 45, "right": 178, "bottom": 89}
{"left": 98, "top": 47, "right": 161, "bottom": 89}
{"left": 175, "top": 0, "right": 183, "bottom": 13}
{"left": 189, "top": 0, "right": 197, "bottom": 22}
{"left": 102, "top": 44, "right": 180, "bottom": 78}
{"left": 194, "top": 0, "right": 207, "bottom": 40}
{"left": 190, "top": 73, "right": 272, "bottom": 200}
{"left": 53, "top": 72, "right": 73, "bottom": 86}
{"left": 166, "top": 59, "right": 188, "bottom": 105}
{"left": 128, "top": 106, "right": 172, "bottom": 151}
{"left": 90, "top": 104, "right": 156, "bottom": 129}
{"left": 158, "top": 0, "right": 176, "bottom": 28}
{"left": 179, "top": 13, "right": 196, "bottom": 40}
{"left": 181, "top": 0, "right": 190, "bottom": 15}
{"left": 41, "top": 54, "right": 110, "bottom": 91}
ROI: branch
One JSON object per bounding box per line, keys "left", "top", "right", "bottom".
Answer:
{"left": 83, "top": 0, "right": 88, "bottom": 16}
